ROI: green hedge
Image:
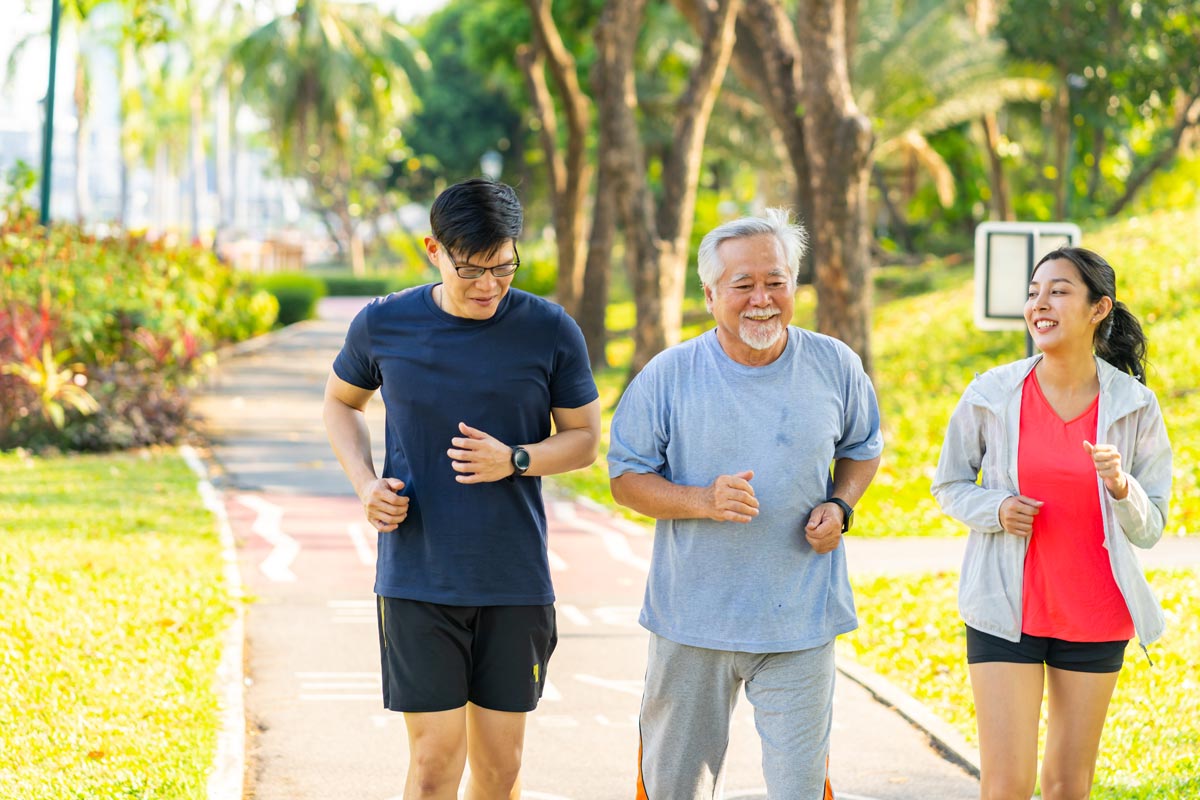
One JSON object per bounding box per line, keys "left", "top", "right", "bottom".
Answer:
{"left": 256, "top": 273, "right": 326, "bottom": 326}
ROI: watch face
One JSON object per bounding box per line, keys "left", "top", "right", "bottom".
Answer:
{"left": 513, "top": 447, "right": 531, "bottom": 471}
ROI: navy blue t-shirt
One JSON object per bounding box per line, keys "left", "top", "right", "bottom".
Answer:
{"left": 333, "top": 285, "right": 598, "bottom": 605}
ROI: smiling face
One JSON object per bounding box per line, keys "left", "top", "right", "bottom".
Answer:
{"left": 425, "top": 237, "right": 517, "bottom": 320}
{"left": 1025, "top": 257, "right": 1112, "bottom": 354}
{"left": 704, "top": 234, "right": 795, "bottom": 366}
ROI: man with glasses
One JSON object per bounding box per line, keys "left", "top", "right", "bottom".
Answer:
{"left": 324, "top": 178, "right": 600, "bottom": 799}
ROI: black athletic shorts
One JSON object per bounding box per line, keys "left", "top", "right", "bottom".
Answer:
{"left": 376, "top": 596, "right": 557, "bottom": 713}
{"left": 965, "top": 626, "right": 1128, "bottom": 674}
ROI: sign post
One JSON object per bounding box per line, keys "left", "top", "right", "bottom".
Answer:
{"left": 974, "top": 222, "right": 1082, "bottom": 356}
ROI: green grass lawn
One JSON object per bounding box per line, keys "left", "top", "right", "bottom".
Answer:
{"left": 550, "top": 205, "right": 1200, "bottom": 537}
{"left": 0, "top": 450, "right": 232, "bottom": 800}
{"left": 844, "top": 569, "right": 1200, "bottom": 799}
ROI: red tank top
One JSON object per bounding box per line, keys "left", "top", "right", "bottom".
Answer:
{"left": 1018, "top": 370, "right": 1134, "bottom": 641}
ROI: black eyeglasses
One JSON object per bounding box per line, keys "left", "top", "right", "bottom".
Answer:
{"left": 441, "top": 243, "right": 521, "bottom": 279}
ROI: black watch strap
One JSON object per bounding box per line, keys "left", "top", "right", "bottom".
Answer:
{"left": 824, "top": 496, "right": 854, "bottom": 532}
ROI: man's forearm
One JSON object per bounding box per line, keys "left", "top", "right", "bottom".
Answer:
{"left": 324, "top": 400, "right": 378, "bottom": 498}
{"left": 830, "top": 456, "right": 881, "bottom": 506}
{"left": 610, "top": 472, "right": 713, "bottom": 519}
{"left": 524, "top": 427, "right": 599, "bottom": 477}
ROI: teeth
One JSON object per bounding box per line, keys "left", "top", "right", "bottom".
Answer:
{"left": 1036, "top": 320, "right": 1057, "bottom": 330}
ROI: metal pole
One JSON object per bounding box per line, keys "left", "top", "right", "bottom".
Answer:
{"left": 39, "top": 0, "right": 63, "bottom": 226}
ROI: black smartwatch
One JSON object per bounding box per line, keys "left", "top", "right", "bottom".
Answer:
{"left": 824, "top": 497, "right": 854, "bottom": 532}
{"left": 510, "top": 446, "right": 531, "bottom": 476}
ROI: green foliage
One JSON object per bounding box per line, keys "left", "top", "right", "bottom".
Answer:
{"left": 511, "top": 239, "right": 559, "bottom": 298}
{"left": 256, "top": 273, "right": 326, "bottom": 326}
{"left": 845, "top": 569, "right": 1200, "bottom": 798}
{"left": 1129, "top": 154, "right": 1200, "bottom": 216}
{"left": 0, "top": 450, "right": 233, "bottom": 799}
{"left": 0, "top": 191, "right": 277, "bottom": 451}
{"left": 999, "top": 0, "right": 1200, "bottom": 215}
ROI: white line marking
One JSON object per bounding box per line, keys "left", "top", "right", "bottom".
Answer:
{"left": 553, "top": 502, "right": 650, "bottom": 572}
{"left": 300, "top": 682, "right": 378, "bottom": 690}
{"left": 295, "top": 672, "right": 379, "bottom": 679}
{"left": 236, "top": 494, "right": 298, "bottom": 582}
{"left": 541, "top": 679, "right": 562, "bottom": 702}
{"left": 547, "top": 547, "right": 568, "bottom": 571}
{"left": 558, "top": 604, "right": 591, "bottom": 626}
{"left": 300, "top": 694, "right": 380, "bottom": 701}
{"left": 574, "top": 674, "right": 645, "bottom": 698}
{"left": 346, "top": 522, "right": 375, "bottom": 566}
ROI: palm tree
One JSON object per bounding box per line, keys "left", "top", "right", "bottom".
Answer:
{"left": 231, "top": 0, "right": 427, "bottom": 275}
{"left": 854, "top": 0, "right": 1052, "bottom": 240}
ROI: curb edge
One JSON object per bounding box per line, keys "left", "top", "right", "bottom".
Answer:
{"left": 181, "top": 444, "right": 247, "bottom": 800}
{"left": 836, "top": 653, "right": 981, "bottom": 779}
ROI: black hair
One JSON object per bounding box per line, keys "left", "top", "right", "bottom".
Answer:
{"left": 429, "top": 178, "right": 523, "bottom": 259}
{"left": 1032, "top": 246, "right": 1148, "bottom": 383}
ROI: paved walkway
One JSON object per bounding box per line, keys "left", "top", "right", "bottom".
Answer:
{"left": 193, "top": 297, "right": 1200, "bottom": 800}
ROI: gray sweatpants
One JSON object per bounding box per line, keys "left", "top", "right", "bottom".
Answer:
{"left": 636, "top": 634, "right": 836, "bottom": 800}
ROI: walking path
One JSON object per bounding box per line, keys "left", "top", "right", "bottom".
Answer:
{"left": 193, "top": 297, "right": 1200, "bottom": 800}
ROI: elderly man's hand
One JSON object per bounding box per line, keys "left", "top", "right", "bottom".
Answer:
{"left": 705, "top": 470, "right": 759, "bottom": 523}
{"left": 804, "top": 503, "right": 844, "bottom": 554}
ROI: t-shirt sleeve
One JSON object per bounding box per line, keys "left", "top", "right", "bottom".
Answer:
{"left": 549, "top": 311, "right": 600, "bottom": 409}
{"left": 834, "top": 347, "right": 884, "bottom": 461}
{"left": 607, "top": 368, "right": 668, "bottom": 479}
{"left": 332, "top": 302, "right": 382, "bottom": 390}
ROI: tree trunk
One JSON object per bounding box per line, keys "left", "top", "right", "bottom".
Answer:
{"left": 676, "top": 0, "right": 817, "bottom": 283}
{"left": 522, "top": 0, "right": 593, "bottom": 319}
{"left": 215, "top": 78, "right": 233, "bottom": 237}
{"left": 601, "top": 0, "right": 739, "bottom": 377}
{"left": 578, "top": 52, "right": 620, "bottom": 371}
{"left": 980, "top": 112, "right": 1012, "bottom": 220}
{"left": 189, "top": 84, "right": 207, "bottom": 242}
{"left": 1053, "top": 79, "right": 1070, "bottom": 219}
{"left": 971, "top": 0, "right": 1010, "bottom": 221}
{"left": 73, "top": 60, "right": 90, "bottom": 225}
{"left": 797, "top": 0, "right": 875, "bottom": 375}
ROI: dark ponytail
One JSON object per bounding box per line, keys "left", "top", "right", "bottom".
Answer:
{"left": 1095, "top": 301, "right": 1147, "bottom": 383}
{"left": 1032, "top": 247, "right": 1149, "bottom": 384}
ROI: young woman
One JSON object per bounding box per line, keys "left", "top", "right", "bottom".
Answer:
{"left": 932, "top": 247, "right": 1172, "bottom": 800}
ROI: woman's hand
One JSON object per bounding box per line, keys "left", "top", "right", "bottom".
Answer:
{"left": 998, "top": 495, "right": 1044, "bottom": 537}
{"left": 1083, "top": 440, "right": 1129, "bottom": 499}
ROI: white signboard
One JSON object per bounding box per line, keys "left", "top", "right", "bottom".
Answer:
{"left": 974, "top": 222, "right": 1082, "bottom": 331}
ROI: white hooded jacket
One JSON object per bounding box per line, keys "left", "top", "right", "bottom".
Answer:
{"left": 932, "top": 355, "right": 1172, "bottom": 646}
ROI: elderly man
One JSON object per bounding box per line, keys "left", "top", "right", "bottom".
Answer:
{"left": 608, "top": 209, "right": 883, "bottom": 799}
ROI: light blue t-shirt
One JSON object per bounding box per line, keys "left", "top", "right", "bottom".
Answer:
{"left": 608, "top": 327, "right": 883, "bottom": 652}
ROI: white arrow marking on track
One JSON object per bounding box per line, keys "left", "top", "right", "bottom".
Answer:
{"left": 558, "top": 604, "right": 591, "bottom": 626}
{"left": 237, "top": 494, "right": 297, "bottom": 582}
{"left": 552, "top": 502, "right": 650, "bottom": 572}
{"left": 346, "top": 522, "right": 376, "bottom": 565}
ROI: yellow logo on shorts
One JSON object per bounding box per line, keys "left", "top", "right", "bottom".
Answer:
{"left": 533, "top": 663, "right": 539, "bottom": 682}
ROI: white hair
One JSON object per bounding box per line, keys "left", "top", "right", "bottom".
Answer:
{"left": 696, "top": 207, "right": 808, "bottom": 288}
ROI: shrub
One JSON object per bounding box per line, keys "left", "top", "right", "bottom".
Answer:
{"left": 320, "top": 274, "right": 394, "bottom": 297}
{"left": 257, "top": 272, "right": 326, "bottom": 326}
{"left": 0, "top": 180, "right": 278, "bottom": 451}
